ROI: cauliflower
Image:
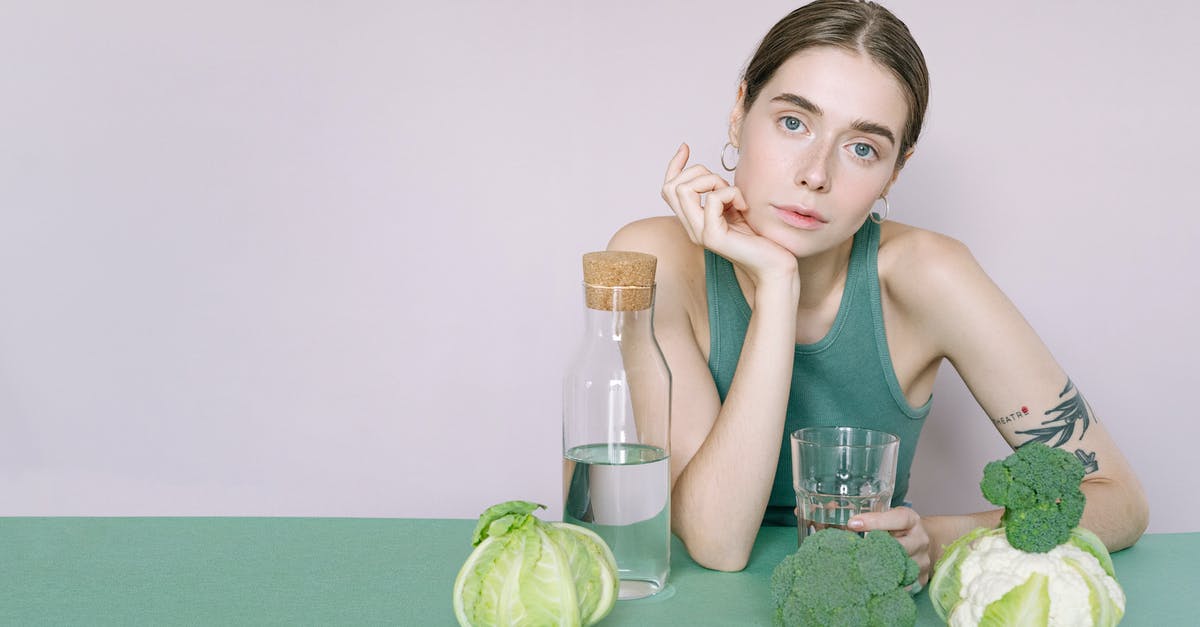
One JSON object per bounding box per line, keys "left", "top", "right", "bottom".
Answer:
{"left": 930, "top": 527, "right": 1124, "bottom": 626}
{"left": 929, "top": 443, "right": 1125, "bottom": 626}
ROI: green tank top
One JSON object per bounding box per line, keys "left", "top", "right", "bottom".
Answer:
{"left": 704, "top": 219, "right": 931, "bottom": 527}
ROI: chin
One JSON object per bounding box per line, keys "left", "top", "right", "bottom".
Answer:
{"left": 757, "top": 224, "right": 826, "bottom": 258}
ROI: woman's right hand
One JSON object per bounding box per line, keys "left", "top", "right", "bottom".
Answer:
{"left": 661, "top": 143, "right": 798, "bottom": 287}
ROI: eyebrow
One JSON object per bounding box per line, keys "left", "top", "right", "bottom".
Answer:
{"left": 769, "top": 92, "right": 897, "bottom": 146}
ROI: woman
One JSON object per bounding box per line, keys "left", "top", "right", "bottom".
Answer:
{"left": 607, "top": 0, "right": 1148, "bottom": 582}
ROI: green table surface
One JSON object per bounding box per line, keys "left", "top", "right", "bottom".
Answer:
{"left": 0, "top": 518, "right": 1196, "bottom": 625}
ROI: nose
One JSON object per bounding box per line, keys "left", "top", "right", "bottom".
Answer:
{"left": 795, "top": 144, "right": 832, "bottom": 192}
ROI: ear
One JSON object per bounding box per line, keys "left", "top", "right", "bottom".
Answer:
{"left": 883, "top": 148, "right": 916, "bottom": 196}
{"left": 728, "top": 82, "right": 748, "bottom": 147}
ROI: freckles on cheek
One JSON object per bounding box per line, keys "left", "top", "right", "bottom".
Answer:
{"left": 736, "top": 146, "right": 791, "bottom": 186}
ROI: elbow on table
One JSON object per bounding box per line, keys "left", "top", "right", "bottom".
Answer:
{"left": 1091, "top": 477, "right": 1151, "bottom": 552}
{"left": 1121, "top": 490, "right": 1151, "bottom": 550}
{"left": 678, "top": 534, "right": 752, "bottom": 572}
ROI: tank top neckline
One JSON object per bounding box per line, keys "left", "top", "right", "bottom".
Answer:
{"left": 709, "top": 221, "right": 870, "bottom": 355}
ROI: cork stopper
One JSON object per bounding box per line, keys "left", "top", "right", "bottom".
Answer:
{"left": 582, "top": 251, "right": 657, "bottom": 311}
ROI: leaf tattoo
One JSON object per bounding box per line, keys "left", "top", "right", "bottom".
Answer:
{"left": 1016, "top": 379, "right": 1093, "bottom": 448}
{"left": 1074, "top": 448, "right": 1099, "bottom": 474}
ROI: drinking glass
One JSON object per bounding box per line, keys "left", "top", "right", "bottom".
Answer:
{"left": 791, "top": 426, "right": 899, "bottom": 545}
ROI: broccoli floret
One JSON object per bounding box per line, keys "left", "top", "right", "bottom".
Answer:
{"left": 856, "top": 529, "right": 913, "bottom": 596}
{"left": 769, "top": 550, "right": 803, "bottom": 608}
{"left": 770, "top": 528, "right": 918, "bottom": 627}
{"left": 867, "top": 587, "right": 917, "bottom": 627}
{"left": 903, "top": 554, "right": 920, "bottom": 587}
{"left": 980, "top": 441, "right": 1086, "bottom": 553}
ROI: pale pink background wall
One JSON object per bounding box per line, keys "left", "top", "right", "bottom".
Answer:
{"left": 1, "top": 1, "right": 1196, "bottom": 532}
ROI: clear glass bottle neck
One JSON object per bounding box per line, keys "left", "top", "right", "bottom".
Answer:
{"left": 582, "top": 306, "right": 654, "bottom": 341}
{"left": 580, "top": 285, "right": 655, "bottom": 341}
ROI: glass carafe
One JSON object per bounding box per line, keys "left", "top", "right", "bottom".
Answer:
{"left": 563, "top": 251, "right": 671, "bottom": 600}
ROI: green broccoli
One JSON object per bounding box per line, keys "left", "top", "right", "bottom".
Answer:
{"left": 770, "top": 528, "right": 918, "bottom": 627}
{"left": 979, "top": 441, "right": 1086, "bottom": 553}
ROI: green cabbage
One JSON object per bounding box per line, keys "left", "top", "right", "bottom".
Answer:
{"left": 928, "top": 526, "right": 1124, "bottom": 626}
{"left": 452, "top": 500, "right": 618, "bottom": 626}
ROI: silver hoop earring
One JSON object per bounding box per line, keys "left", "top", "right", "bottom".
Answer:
{"left": 870, "top": 196, "right": 890, "bottom": 224}
{"left": 720, "top": 142, "right": 739, "bottom": 172}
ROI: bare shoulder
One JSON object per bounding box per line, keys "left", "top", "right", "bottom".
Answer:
{"left": 607, "top": 217, "right": 706, "bottom": 295}
{"left": 877, "top": 221, "right": 987, "bottom": 306}
{"left": 608, "top": 216, "right": 698, "bottom": 264}
{"left": 607, "top": 216, "right": 708, "bottom": 342}
{"left": 878, "top": 219, "right": 979, "bottom": 288}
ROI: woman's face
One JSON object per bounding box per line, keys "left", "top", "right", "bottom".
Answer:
{"left": 731, "top": 46, "right": 909, "bottom": 258}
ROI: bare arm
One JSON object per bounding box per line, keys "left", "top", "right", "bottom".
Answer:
{"left": 608, "top": 217, "right": 798, "bottom": 571}
{"left": 670, "top": 275, "right": 798, "bottom": 571}
{"left": 891, "top": 232, "right": 1149, "bottom": 563}
{"left": 588, "top": 136, "right": 826, "bottom": 573}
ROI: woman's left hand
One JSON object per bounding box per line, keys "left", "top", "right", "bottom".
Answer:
{"left": 848, "top": 507, "right": 931, "bottom": 586}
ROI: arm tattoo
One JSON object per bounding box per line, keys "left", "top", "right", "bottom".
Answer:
{"left": 992, "top": 406, "right": 1031, "bottom": 426}
{"left": 1074, "top": 448, "right": 1100, "bottom": 474}
{"left": 1016, "top": 379, "right": 1093, "bottom": 448}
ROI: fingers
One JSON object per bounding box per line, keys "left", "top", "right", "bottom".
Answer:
{"left": 663, "top": 143, "right": 689, "bottom": 184}
{"left": 675, "top": 172, "right": 731, "bottom": 213}
{"left": 888, "top": 526, "right": 930, "bottom": 556}
{"left": 848, "top": 507, "right": 919, "bottom": 533}
{"left": 662, "top": 143, "right": 728, "bottom": 188}
{"left": 660, "top": 144, "right": 733, "bottom": 245}
{"left": 849, "top": 507, "right": 931, "bottom": 584}
{"left": 701, "top": 185, "right": 747, "bottom": 241}
{"left": 662, "top": 144, "right": 700, "bottom": 242}
{"left": 678, "top": 174, "right": 732, "bottom": 243}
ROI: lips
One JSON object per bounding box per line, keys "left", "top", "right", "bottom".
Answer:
{"left": 772, "top": 204, "right": 827, "bottom": 230}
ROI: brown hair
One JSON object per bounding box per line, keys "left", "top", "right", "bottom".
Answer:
{"left": 742, "top": 0, "right": 929, "bottom": 169}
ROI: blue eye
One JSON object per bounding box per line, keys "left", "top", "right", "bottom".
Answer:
{"left": 781, "top": 116, "right": 805, "bottom": 132}
{"left": 852, "top": 143, "right": 876, "bottom": 159}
